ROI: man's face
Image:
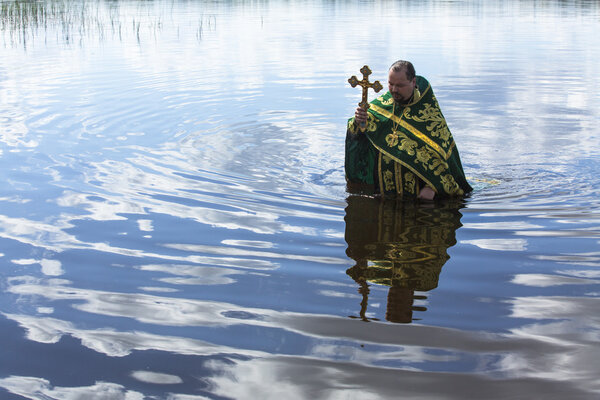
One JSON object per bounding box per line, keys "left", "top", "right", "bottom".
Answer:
{"left": 388, "top": 69, "right": 416, "bottom": 104}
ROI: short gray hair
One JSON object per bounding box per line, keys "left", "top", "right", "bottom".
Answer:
{"left": 389, "top": 60, "right": 415, "bottom": 81}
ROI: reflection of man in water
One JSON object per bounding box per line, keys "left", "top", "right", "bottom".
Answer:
{"left": 346, "top": 60, "right": 472, "bottom": 200}
{"left": 345, "top": 196, "right": 463, "bottom": 323}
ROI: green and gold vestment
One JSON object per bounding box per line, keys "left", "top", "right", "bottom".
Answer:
{"left": 345, "top": 76, "right": 472, "bottom": 198}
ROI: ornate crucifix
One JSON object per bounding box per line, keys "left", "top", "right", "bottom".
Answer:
{"left": 348, "top": 65, "right": 383, "bottom": 128}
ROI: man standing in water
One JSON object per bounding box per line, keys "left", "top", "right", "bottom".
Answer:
{"left": 345, "top": 60, "right": 472, "bottom": 199}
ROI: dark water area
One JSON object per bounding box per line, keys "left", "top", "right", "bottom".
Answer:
{"left": 1, "top": 0, "right": 599, "bottom": 399}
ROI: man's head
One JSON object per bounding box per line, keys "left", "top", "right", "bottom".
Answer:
{"left": 388, "top": 60, "right": 416, "bottom": 104}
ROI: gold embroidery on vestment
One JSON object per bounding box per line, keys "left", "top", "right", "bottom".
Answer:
{"left": 369, "top": 102, "right": 454, "bottom": 161}
{"left": 377, "top": 152, "right": 385, "bottom": 196}
{"left": 384, "top": 170, "right": 395, "bottom": 192}
{"left": 369, "top": 141, "right": 438, "bottom": 195}
{"left": 441, "top": 174, "right": 463, "bottom": 195}
{"left": 395, "top": 163, "right": 402, "bottom": 196}
{"left": 385, "top": 132, "right": 399, "bottom": 147}
{"left": 404, "top": 171, "right": 416, "bottom": 194}
{"left": 365, "top": 82, "right": 467, "bottom": 196}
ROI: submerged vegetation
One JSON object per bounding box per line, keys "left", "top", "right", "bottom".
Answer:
{"left": 0, "top": 0, "right": 217, "bottom": 49}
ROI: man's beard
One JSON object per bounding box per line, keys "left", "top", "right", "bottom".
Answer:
{"left": 393, "top": 92, "right": 413, "bottom": 105}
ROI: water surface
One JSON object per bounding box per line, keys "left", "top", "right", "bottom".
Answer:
{"left": 1, "top": 1, "right": 599, "bottom": 399}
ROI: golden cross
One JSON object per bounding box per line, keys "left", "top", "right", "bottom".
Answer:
{"left": 348, "top": 65, "right": 383, "bottom": 111}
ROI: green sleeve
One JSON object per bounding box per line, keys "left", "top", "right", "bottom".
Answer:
{"left": 345, "top": 119, "right": 376, "bottom": 184}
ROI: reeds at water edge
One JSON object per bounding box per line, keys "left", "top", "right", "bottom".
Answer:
{"left": 1, "top": 0, "right": 218, "bottom": 49}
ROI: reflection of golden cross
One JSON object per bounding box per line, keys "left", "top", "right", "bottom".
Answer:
{"left": 348, "top": 65, "right": 383, "bottom": 110}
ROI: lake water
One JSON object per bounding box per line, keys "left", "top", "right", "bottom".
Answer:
{"left": 1, "top": 0, "right": 599, "bottom": 398}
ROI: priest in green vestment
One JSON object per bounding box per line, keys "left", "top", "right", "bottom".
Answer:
{"left": 346, "top": 60, "right": 472, "bottom": 199}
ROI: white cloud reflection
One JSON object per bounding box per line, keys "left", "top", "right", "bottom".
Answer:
{"left": 136, "top": 219, "right": 153, "bottom": 232}
{"left": 164, "top": 243, "right": 346, "bottom": 265}
{"left": 11, "top": 258, "right": 64, "bottom": 276}
{"left": 137, "top": 264, "right": 238, "bottom": 286}
{"left": 532, "top": 253, "right": 600, "bottom": 268}
{"left": 512, "top": 273, "right": 600, "bottom": 287}
{"left": 0, "top": 212, "right": 282, "bottom": 271}
{"left": 4, "top": 273, "right": 600, "bottom": 398}
{"left": 462, "top": 222, "right": 543, "bottom": 230}
{"left": 3, "top": 310, "right": 269, "bottom": 358}
{"left": 40, "top": 259, "right": 64, "bottom": 276}
{"left": 0, "top": 376, "right": 144, "bottom": 400}
{"left": 202, "top": 353, "right": 590, "bottom": 400}
{"left": 461, "top": 238, "right": 528, "bottom": 251}
{"left": 503, "top": 295, "right": 600, "bottom": 393}
{"left": 130, "top": 371, "right": 182, "bottom": 385}
{"left": 0, "top": 375, "right": 212, "bottom": 399}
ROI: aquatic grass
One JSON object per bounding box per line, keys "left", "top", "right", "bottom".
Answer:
{"left": 0, "top": 0, "right": 217, "bottom": 49}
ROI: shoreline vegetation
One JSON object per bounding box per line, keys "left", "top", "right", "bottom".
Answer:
{"left": 0, "top": 0, "right": 217, "bottom": 49}
{"left": 2, "top": 0, "right": 597, "bottom": 50}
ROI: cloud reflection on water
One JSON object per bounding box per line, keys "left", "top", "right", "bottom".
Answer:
{"left": 1, "top": 0, "right": 600, "bottom": 398}
{"left": 512, "top": 273, "right": 600, "bottom": 287}
{"left": 3, "top": 270, "right": 600, "bottom": 398}
{"left": 0, "top": 376, "right": 145, "bottom": 400}
{"left": 462, "top": 238, "right": 528, "bottom": 251}
{"left": 137, "top": 264, "right": 238, "bottom": 286}
{"left": 0, "top": 212, "right": 282, "bottom": 270}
